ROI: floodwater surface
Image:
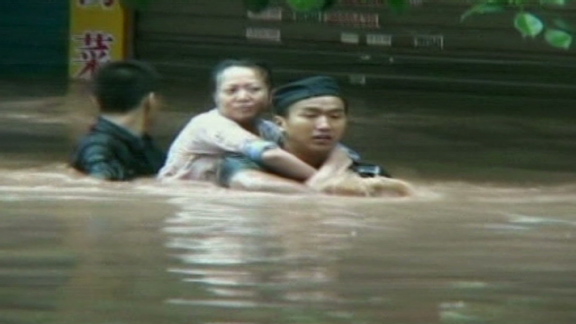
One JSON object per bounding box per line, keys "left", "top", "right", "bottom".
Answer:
{"left": 0, "top": 78, "right": 575, "bottom": 324}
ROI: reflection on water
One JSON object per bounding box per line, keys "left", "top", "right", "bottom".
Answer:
{"left": 0, "top": 80, "right": 575, "bottom": 323}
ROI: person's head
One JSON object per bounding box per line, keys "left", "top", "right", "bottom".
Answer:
{"left": 92, "top": 60, "right": 160, "bottom": 116}
{"left": 272, "top": 76, "right": 348, "bottom": 158}
{"left": 211, "top": 59, "right": 272, "bottom": 127}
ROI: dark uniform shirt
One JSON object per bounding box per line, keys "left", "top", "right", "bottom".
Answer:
{"left": 70, "top": 117, "right": 166, "bottom": 181}
{"left": 218, "top": 148, "right": 390, "bottom": 188}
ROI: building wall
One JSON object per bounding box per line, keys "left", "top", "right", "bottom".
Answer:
{"left": 134, "top": 0, "right": 576, "bottom": 97}
{"left": 0, "top": 0, "right": 69, "bottom": 77}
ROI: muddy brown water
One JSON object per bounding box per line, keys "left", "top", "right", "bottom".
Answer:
{"left": 0, "top": 77, "right": 575, "bottom": 324}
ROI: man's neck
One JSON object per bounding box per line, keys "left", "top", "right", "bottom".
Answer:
{"left": 101, "top": 110, "right": 146, "bottom": 136}
{"left": 283, "top": 143, "right": 329, "bottom": 169}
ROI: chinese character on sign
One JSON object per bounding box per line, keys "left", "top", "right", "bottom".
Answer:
{"left": 292, "top": 11, "right": 322, "bottom": 22}
{"left": 73, "top": 31, "right": 115, "bottom": 79}
{"left": 324, "top": 11, "right": 380, "bottom": 29}
{"left": 77, "top": 0, "right": 115, "bottom": 9}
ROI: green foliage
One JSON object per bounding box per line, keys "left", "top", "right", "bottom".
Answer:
{"left": 553, "top": 18, "right": 575, "bottom": 32}
{"left": 540, "top": 0, "right": 566, "bottom": 5}
{"left": 245, "top": 0, "right": 271, "bottom": 13}
{"left": 462, "top": 0, "right": 574, "bottom": 49}
{"left": 544, "top": 28, "right": 573, "bottom": 48}
{"left": 322, "top": 0, "right": 337, "bottom": 10}
{"left": 388, "top": 0, "right": 409, "bottom": 14}
{"left": 514, "top": 12, "right": 544, "bottom": 37}
{"left": 460, "top": 3, "right": 505, "bottom": 22}
{"left": 287, "top": 0, "right": 328, "bottom": 12}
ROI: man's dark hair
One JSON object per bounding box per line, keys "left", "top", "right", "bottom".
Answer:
{"left": 92, "top": 60, "right": 160, "bottom": 113}
{"left": 210, "top": 59, "right": 273, "bottom": 92}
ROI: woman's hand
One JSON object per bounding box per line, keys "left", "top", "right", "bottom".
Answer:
{"left": 311, "top": 171, "right": 414, "bottom": 197}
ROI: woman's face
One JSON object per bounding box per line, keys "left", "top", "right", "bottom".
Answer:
{"left": 214, "top": 66, "right": 270, "bottom": 125}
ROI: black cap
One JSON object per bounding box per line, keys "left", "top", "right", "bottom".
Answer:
{"left": 272, "top": 76, "right": 341, "bottom": 115}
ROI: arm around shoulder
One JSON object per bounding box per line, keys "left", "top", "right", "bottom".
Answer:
{"left": 314, "top": 171, "right": 414, "bottom": 197}
{"left": 260, "top": 148, "right": 316, "bottom": 182}
{"left": 228, "top": 169, "right": 315, "bottom": 194}
{"left": 219, "top": 153, "right": 315, "bottom": 194}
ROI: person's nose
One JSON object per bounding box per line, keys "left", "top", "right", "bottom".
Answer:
{"left": 315, "top": 115, "right": 331, "bottom": 130}
{"left": 235, "top": 89, "right": 251, "bottom": 101}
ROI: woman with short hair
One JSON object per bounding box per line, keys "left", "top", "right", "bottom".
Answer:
{"left": 158, "top": 59, "right": 317, "bottom": 184}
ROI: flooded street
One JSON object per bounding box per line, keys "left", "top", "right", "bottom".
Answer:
{"left": 0, "top": 77, "right": 575, "bottom": 323}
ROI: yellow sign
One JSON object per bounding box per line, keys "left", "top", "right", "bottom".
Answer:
{"left": 69, "top": 0, "right": 129, "bottom": 79}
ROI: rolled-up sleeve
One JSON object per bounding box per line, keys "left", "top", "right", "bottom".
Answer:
{"left": 217, "top": 154, "right": 264, "bottom": 187}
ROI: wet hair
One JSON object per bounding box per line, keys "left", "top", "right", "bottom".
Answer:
{"left": 210, "top": 59, "right": 273, "bottom": 92}
{"left": 92, "top": 60, "right": 160, "bottom": 113}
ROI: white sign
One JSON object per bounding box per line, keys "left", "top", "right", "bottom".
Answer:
{"left": 413, "top": 35, "right": 444, "bottom": 49}
{"left": 247, "top": 7, "right": 283, "bottom": 21}
{"left": 324, "top": 11, "right": 380, "bottom": 29}
{"left": 341, "top": 32, "right": 360, "bottom": 44}
{"left": 366, "top": 33, "right": 392, "bottom": 46}
{"left": 246, "top": 27, "right": 281, "bottom": 42}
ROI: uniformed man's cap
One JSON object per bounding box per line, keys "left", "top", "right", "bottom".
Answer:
{"left": 272, "top": 75, "right": 341, "bottom": 115}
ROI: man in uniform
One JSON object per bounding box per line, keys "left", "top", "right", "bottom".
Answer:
{"left": 218, "top": 75, "right": 413, "bottom": 197}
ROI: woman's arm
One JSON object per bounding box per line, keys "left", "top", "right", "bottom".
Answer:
{"left": 318, "top": 172, "right": 414, "bottom": 197}
{"left": 219, "top": 154, "right": 315, "bottom": 194}
{"left": 260, "top": 148, "right": 316, "bottom": 181}
{"left": 198, "top": 112, "right": 317, "bottom": 181}
{"left": 229, "top": 169, "right": 315, "bottom": 194}
{"left": 305, "top": 146, "right": 353, "bottom": 189}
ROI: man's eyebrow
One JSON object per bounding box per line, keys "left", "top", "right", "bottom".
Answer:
{"left": 300, "top": 106, "right": 345, "bottom": 112}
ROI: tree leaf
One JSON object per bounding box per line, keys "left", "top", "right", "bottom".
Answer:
{"left": 461, "top": 3, "right": 505, "bottom": 22}
{"left": 244, "top": 0, "right": 270, "bottom": 13}
{"left": 540, "top": 0, "right": 566, "bottom": 6}
{"left": 514, "top": 12, "right": 544, "bottom": 38}
{"left": 553, "top": 18, "right": 575, "bottom": 32}
{"left": 388, "top": 0, "right": 409, "bottom": 14}
{"left": 322, "top": 0, "right": 337, "bottom": 10}
{"left": 544, "top": 28, "right": 573, "bottom": 49}
{"left": 508, "top": 0, "right": 527, "bottom": 5}
{"left": 287, "top": 0, "right": 327, "bottom": 12}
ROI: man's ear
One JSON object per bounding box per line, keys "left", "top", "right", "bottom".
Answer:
{"left": 266, "top": 90, "right": 273, "bottom": 106}
{"left": 89, "top": 95, "right": 99, "bottom": 108}
{"left": 147, "top": 92, "right": 157, "bottom": 106}
{"left": 142, "top": 93, "right": 161, "bottom": 120}
{"left": 273, "top": 115, "right": 287, "bottom": 129}
{"left": 139, "top": 93, "right": 150, "bottom": 112}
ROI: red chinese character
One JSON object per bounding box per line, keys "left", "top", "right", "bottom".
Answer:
{"left": 73, "top": 31, "right": 115, "bottom": 79}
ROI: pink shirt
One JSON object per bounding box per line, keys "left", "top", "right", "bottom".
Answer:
{"left": 158, "top": 109, "right": 281, "bottom": 182}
